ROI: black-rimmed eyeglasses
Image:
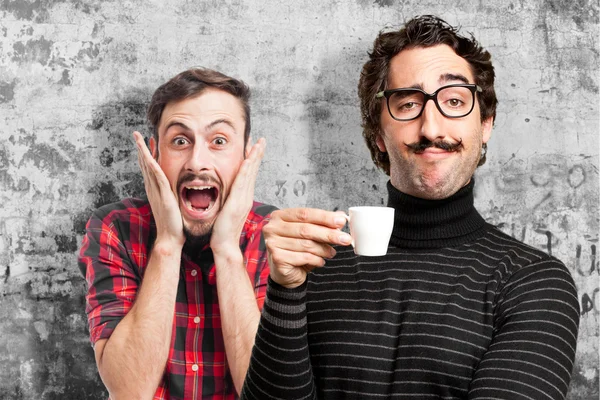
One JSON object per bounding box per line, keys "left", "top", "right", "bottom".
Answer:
{"left": 376, "top": 84, "right": 482, "bottom": 121}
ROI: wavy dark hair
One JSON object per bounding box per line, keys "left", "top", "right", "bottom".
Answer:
{"left": 358, "top": 15, "right": 497, "bottom": 174}
{"left": 147, "top": 67, "right": 251, "bottom": 146}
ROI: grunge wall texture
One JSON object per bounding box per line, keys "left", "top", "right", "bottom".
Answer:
{"left": 0, "top": 0, "right": 598, "bottom": 398}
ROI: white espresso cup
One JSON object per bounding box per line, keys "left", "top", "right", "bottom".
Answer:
{"left": 347, "top": 206, "right": 395, "bottom": 256}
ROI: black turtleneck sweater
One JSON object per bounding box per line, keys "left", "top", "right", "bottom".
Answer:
{"left": 241, "top": 181, "right": 580, "bottom": 400}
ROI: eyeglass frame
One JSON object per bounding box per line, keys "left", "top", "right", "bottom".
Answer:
{"left": 376, "top": 84, "right": 483, "bottom": 121}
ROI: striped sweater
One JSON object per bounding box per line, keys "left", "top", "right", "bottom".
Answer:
{"left": 241, "top": 180, "right": 580, "bottom": 400}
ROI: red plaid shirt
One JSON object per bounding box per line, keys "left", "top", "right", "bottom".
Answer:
{"left": 78, "top": 198, "right": 275, "bottom": 399}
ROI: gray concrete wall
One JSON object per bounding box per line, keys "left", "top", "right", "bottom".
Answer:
{"left": 0, "top": 1, "right": 597, "bottom": 398}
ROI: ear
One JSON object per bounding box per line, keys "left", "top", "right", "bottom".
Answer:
{"left": 375, "top": 134, "right": 387, "bottom": 153}
{"left": 149, "top": 136, "right": 158, "bottom": 159}
{"left": 481, "top": 116, "right": 493, "bottom": 144}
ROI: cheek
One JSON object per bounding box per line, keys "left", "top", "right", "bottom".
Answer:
{"left": 380, "top": 121, "right": 414, "bottom": 149}
{"left": 216, "top": 154, "right": 244, "bottom": 184}
{"left": 158, "top": 154, "right": 184, "bottom": 185}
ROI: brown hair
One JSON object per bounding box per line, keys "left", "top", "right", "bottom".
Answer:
{"left": 147, "top": 67, "right": 251, "bottom": 146}
{"left": 358, "top": 15, "right": 497, "bottom": 174}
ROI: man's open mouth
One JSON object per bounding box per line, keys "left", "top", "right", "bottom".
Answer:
{"left": 181, "top": 185, "right": 219, "bottom": 213}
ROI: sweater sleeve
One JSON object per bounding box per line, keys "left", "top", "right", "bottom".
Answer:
{"left": 241, "top": 277, "right": 317, "bottom": 400}
{"left": 468, "top": 258, "right": 580, "bottom": 399}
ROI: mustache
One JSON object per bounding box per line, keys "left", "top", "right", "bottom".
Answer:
{"left": 177, "top": 172, "right": 220, "bottom": 189}
{"left": 405, "top": 138, "right": 463, "bottom": 153}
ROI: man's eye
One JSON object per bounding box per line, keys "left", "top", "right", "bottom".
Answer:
{"left": 400, "top": 102, "right": 417, "bottom": 110}
{"left": 447, "top": 99, "right": 464, "bottom": 107}
{"left": 213, "top": 137, "right": 227, "bottom": 146}
{"left": 173, "top": 137, "right": 188, "bottom": 146}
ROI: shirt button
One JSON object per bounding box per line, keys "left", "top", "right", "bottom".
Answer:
{"left": 190, "top": 269, "right": 197, "bottom": 277}
{"left": 193, "top": 316, "right": 200, "bottom": 324}
{"left": 191, "top": 364, "right": 199, "bottom": 372}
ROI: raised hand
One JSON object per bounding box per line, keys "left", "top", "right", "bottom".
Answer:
{"left": 133, "top": 131, "right": 185, "bottom": 248}
{"left": 264, "top": 208, "right": 351, "bottom": 288}
{"left": 210, "top": 138, "right": 266, "bottom": 258}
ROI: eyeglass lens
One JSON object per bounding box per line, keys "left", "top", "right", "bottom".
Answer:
{"left": 388, "top": 86, "right": 474, "bottom": 120}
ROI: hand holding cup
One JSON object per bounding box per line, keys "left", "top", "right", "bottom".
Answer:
{"left": 264, "top": 208, "right": 351, "bottom": 289}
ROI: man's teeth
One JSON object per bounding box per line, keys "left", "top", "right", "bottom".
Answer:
{"left": 185, "top": 185, "right": 213, "bottom": 190}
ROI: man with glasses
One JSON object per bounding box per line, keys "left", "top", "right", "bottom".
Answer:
{"left": 241, "top": 15, "right": 579, "bottom": 399}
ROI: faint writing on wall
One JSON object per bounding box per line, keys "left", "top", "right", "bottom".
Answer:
{"left": 275, "top": 179, "right": 307, "bottom": 198}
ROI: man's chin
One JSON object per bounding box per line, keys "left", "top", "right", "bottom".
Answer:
{"left": 183, "top": 224, "right": 212, "bottom": 249}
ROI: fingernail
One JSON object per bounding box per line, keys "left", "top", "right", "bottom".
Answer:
{"left": 334, "top": 216, "right": 346, "bottom": 226}
{"left": 338, "top": 233, "right": 352, "bottom": 244}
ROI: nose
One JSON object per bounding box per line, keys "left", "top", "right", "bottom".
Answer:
{"left": 419, "top": 98, "right": 446, "bottom": 142}
{"left": 184, "top": 141, "right": 214, "bottom": 173}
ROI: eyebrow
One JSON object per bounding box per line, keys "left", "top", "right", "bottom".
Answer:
{"left": 389, "top": 73, "right": 472, "bottom": 92}
{"left": 439, "top": 73, "right": 470, "bottom": 85}
{"left": 205, "top": 118, "right": 237, "bottom": 133}
{"left": 163, "top": 118, "right": 238, "bottom": 134}
{"left": 164, "top": 121, "right": 191, "bottom": 133}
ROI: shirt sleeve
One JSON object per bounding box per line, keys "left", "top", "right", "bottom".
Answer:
{"left": 78, "top": 209, "right": 140, "bottom": 345}
{"left": 468, "top": 258, "right": 580, "bottom": 399}
{"left": 240, "top": 278, "right": 317, "bottom": 400}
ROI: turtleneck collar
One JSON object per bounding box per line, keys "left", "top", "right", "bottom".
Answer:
{"left": 386, "top": 178, "right": 488, "bottom": 249}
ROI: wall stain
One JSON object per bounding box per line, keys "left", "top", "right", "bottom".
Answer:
{"left": 577, "top": 71, "right": 599, "bottom": 94}
{"left": 0, "top": 79, "right": 17, "bottom": 103}
{"left": 54, "top": 234, "right": 78, "bottom": 253}
{"left": 118, "top": 171, "right": 145, "bottom": 199}
{"left": 374, "top": 0, "right": 395, "bottom": 7}
{"left": 88, "top": 97, "right": 148, "bottom": 133}
{"left": 73, "top": 211, "right": 93, "bottom": 236}
{"left": 99, "top": 148, "right": 114, "bottom": 168}
{"left": 58, "top": 69, "right": 72, "bottom": 86}
{"left": 86, "top": 92, "right": 150, "bottom": 206}
{"left": 0, "top": 286, "right": 107, "bottom": 399}
{"left": 1, "top": 0, "right": 45, "bottom": 22}
{"left": 15, "top": 177, "right": 30, "bottom": 192}
{"left": 89, "top": 181, "right": 119, "bottom": 209}
{"left": 355, "top": 0, "right": 398, "bottom": 9}
{"left": 0, "top": 144, "right": 9, "bottom": 169}
{"left": 1, "top": 0, "right": 102, "bottom": 22}
{"left": 11, "top": 36, "right": 53, "bottom": 65}
{"left": 19, "top": 142, "right": 70, "bottom": 175}
{"left": 306, "top": 101, "right": 332, "bottom": 124}
{"left": 113, "top": 41, "right": 138, "bottom": 65}
{"left": 76, "top": 41, "right": 103, "bottom": 72}
{"left": 545, "top": 0, "right": 599, "bottom": 25}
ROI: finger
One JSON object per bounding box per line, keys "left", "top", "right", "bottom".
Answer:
{"left": 133, "top": 131, "right": 154, "bottom": 167}
{"left": 267, "top": 220, "right": 352, "bottom": 246}
{"left": 273, "top": 208, "right": 348, "bottom": 229}
{"left": 266, "top": 236, "right": 337, "bottom": 259}
{"left": 269, "top": 247, "right": 327, "bottom": 271}
{"left": 133, "top": 131, "right": 171, "bottom": 195}
{"left": 135, "top": 134, "right": 159, "bottom": 195}
{"left": 246, "top": 137, "right": 266, "bottom": 162}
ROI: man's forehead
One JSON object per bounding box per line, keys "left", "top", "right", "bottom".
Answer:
{"left": 158, "top": 89, "right": 245, "bottom": 132}
{"left": 387, "top": 45, "right": 475, "bottom": 87}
